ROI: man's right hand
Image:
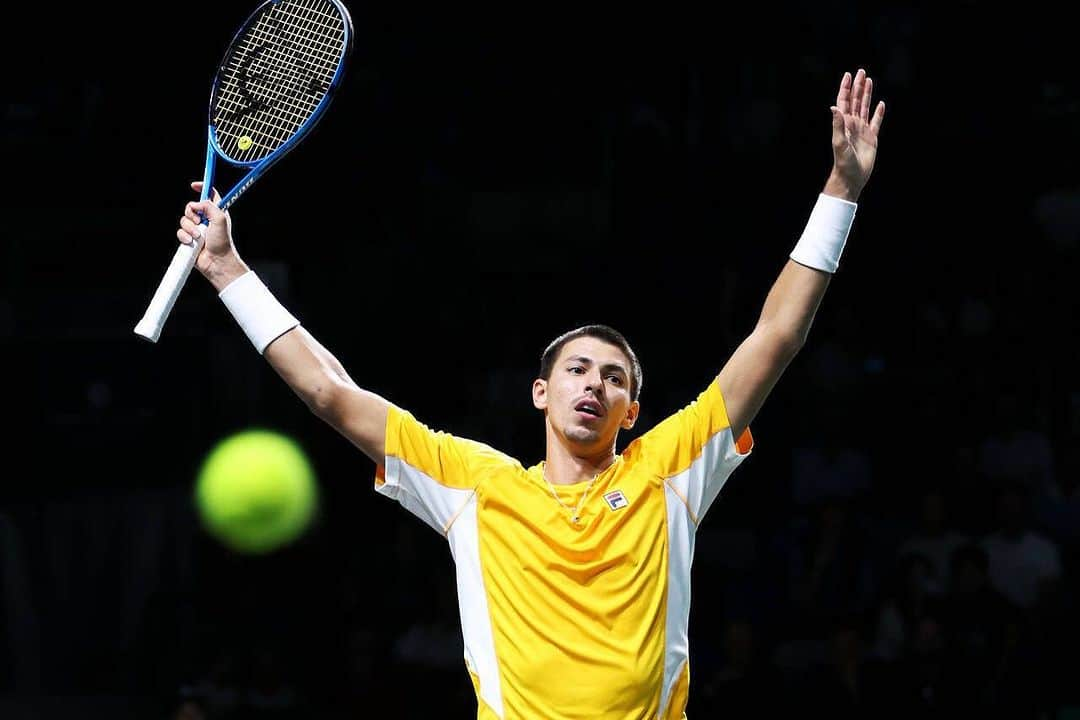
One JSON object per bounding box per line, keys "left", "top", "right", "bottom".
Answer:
{"left": 178, "top": 180, "right": 249, "bottom": 292}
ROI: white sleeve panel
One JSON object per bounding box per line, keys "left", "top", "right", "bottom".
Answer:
{"left": 376, "top": 455, "right": 476, "bottom": 535}
{"left": 666, "top": 425, "right": 752, "bottom": 525}
{"left": 448, "top": 498, "right": 504, "bottom": 718}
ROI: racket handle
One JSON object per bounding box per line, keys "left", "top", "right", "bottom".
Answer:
{"left": 133, "top": 237, "right": 204, "bottom": 342}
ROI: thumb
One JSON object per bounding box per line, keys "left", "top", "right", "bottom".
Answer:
{"left": 199, "top": 199, "right": 228, "bottom": 225}
{"left": 830, "top": 106, "right": 847, "bottom": 147}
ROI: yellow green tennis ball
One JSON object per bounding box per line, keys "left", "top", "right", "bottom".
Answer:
{"left": 195, "top": 429, "right": 318, "bottom": 554}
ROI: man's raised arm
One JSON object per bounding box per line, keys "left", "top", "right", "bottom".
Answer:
{"left": 717, "top": 68, "right": 886, "bottom": 438}
{"left": 264, "top": 329, "right": 390, "bottom": 465}
{"left": 178, "top": 182, "right": 390, "bottom": 466}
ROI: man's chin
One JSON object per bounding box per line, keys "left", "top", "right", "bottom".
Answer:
{"left": 564, "top": 427, "right": 606, "bottom": 447}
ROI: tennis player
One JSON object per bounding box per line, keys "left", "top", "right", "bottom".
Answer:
{"left": 175, "top": 68, "right": 884, "bottom": 719}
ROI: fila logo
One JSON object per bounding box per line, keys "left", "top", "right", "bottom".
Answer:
{"left": 603, "top": 490, "right": 629, "bottom": 511}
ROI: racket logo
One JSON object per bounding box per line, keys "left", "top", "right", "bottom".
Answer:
{"left": 223, "top": 16, "right": 329, "bottom": 124}
{"left": 222, "top": 176, "right": 258, "bottom": 211}
{"left": 224, "top": 43, "right": 275, "bottom": 123}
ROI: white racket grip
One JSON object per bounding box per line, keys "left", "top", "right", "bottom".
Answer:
{"left": 134, "top": 236, "right": 204, "bottom": 342}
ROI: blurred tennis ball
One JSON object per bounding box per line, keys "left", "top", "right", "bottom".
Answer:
{"left": 195, "top": 429, "right": 318, "bottom": 554}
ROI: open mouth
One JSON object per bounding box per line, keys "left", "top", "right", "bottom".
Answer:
{"left": 575, "top": 399, "right": 604, "bottom": 417}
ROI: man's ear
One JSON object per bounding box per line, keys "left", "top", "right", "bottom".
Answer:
{"left": 532, "top": 378, "right": 548, "bottom": 410}
{"left": 621, "top": 400, "right": 640, "bottom": 430}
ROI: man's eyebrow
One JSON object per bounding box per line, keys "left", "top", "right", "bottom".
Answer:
{"left": 566, "top": 355, "right": 627, "bottom": 374}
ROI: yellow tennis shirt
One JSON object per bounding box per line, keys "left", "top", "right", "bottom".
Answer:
{"left": 375, "top": 378, "right": 753, "bottom": 719}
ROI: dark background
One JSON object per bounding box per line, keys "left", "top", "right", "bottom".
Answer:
{"left": 3, "top": 2, "right": 1079, "bottom": 718}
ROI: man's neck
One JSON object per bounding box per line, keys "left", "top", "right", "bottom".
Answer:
{"left": 544, "top": 442, "right": 616, "bottom": 485}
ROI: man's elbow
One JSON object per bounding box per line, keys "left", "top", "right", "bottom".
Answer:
{"left": 764, "top": 325, "right": 806, "bottom": 363}
{"left": 304, "top": 373, "right": 350, "bottom": 420}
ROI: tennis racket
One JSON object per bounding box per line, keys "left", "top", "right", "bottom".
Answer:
{"left": 134, "top": 0, "right": 353, "bottom": 342}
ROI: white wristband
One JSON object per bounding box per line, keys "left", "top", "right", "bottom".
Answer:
{"left": 789, "top": 193, "right": 857, "bottom": 273}
{"left": 218, "top": 271, "right": 300, "bottom": 354}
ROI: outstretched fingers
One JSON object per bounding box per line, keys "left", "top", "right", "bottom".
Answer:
{"left": 850, "top": 69, "right": 866, "bottom": 119}
{"left": 860, "top": 76, "right": 873, "bottom": 122}
{"left": 870, "top": 100, "right": 886, "bottom": 135}
{"left": 835, "top": 71, "right": 853, "bottom": 115}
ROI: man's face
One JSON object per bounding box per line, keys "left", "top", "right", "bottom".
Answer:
{"left": 532, "top": 336, "right": 639, "bottom": 450}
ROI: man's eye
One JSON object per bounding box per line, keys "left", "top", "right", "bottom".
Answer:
{"left": 568, "top": 366, "right": 584, "bottom": 374}
{"left": 607, "top": 375, "right": 623, "bottom": 384}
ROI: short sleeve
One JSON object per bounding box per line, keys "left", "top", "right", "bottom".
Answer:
{"left": 628, "top": 378, "right": 753, "bottom": 524}
{"left": 375, "top": 405, "right": 487, "bottom": 535}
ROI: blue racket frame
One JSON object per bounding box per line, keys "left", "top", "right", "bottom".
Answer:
{"left": 206, "top": 0, "right": 354, "bottom": 212}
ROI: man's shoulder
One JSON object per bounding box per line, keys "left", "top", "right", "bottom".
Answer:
{"left": 457, "top": 437, "right": 525, "bottom": 472}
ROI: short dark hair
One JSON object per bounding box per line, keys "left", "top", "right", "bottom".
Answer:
{"left": 539, "top": 325, "right": 643, "bottom": 401}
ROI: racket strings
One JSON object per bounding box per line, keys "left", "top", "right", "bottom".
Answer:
{"left": 221, "top": 0, "right": 342, "bottom": 145}
{"left": 213, "top": 0, "right": 347, "bottom": 162}
{"left": 217, "top": 0, "right": 342, "bottom": 156}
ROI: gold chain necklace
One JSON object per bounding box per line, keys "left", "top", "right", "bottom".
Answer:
{"left": 542, "top": 467, "right": 598, "bottom": 524}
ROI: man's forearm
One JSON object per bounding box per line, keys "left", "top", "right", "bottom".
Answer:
{"left": 756, "top": 180, "right": 851, "bottom": 350}
{"left": 716, "top": 194, "right": 850, "bottom": 435}
{"left": 765, "top": 175, "right": 858, "bottom": 341}
{"left": 208, "top": 257, "right": 352, "bottom": 388}
{"left": 265, "top": 327, "right": 354, "bottom": 415}
{"left": 755, "top": 259, "right": 831, "bottom": 351}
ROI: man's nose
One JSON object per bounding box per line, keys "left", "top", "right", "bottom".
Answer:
{"left": 584, "top": 370, "right": 605, "bottom": 395}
